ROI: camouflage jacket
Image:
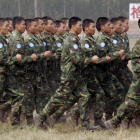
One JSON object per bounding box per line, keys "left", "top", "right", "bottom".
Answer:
{"left": 80, "top": 33, "right": 108, "bottom": 76}
{"left": 41, "top": 31, "right": 57, "bottom": 54}
{"left": 121, "top": 32, "right": 131, "bottom": 64}
{"left": 61, "top": 32, "right": 84, "bottom": 78}
{"left": 111, "top": 32, "right": 127, "bottom": 70}
{"left": 0, "top": 33, "right": 18, "bottom": 74}
{"left": 9, "top": 30, "right": 32, "bottom": 75}
{"left": 24, "top": 33, "right": 45, "bottom": 73}
{"left": 54, "top": 34, "right": 64, "bottom": 59}
{"left": 6, "top": 32, "right": 12, "bottom": 43}
{"left": 96, "top": 32, "right": 120, "bottom": 72}
{"left": 131, "top": 36, "right": 140, "bottom": 79}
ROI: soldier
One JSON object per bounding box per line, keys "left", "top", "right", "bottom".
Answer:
{"left": 105, "top": 19, "right": 140, "bottom": 131}
{"left": 118, "top": 16, "right": 133, "bottom": 92}
{"left": 67, "top": 19, "right": 110, "bottom": 128}
{"left": 104, "top": 21, "right": 125, "bottom": 120}
{"left": 110, "top": 18, "right": 131, "bottom": 96}
{"left": 0, "top": 18, "right": 25, "bottom": 126}
{"left": 35, "top": 16, "right": 101, "bottom": 131}
{"left": 61, "top": 18, "right": 70, "bottom": 39}
{"left": 95, "top": 17, "right": 125, "bottom": 120}
{"left": 33, "top": 17, "right": 53, "bottom": 113}
{"left": 8, "top": 16, "right": 38, "bottom": 125}
{"left": 41, "top": 17, "right": 57, "bottom": 94}
{"left": 54, "top": 20, "right": 65, "bottom": 88}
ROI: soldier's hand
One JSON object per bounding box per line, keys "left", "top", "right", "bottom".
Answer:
{"left": 16, "top": 54, "right": 22, "bottom": 62}
{"left": 31, "top": 53, "right": 37, "bottom": 61}
{"left": 121, "top": 55, "right": 125, "bottom": 61}
{"left": 119, "top": 50, "right": 125, "bottom": 58}
{"left": 106, "top": 56, "right": 110, "bottom": 63}
{"left": 92, "top": 55, "right": 99, "bottom": 64}
{"left": 44, "top": 51, "right": 51, "bottom": 58}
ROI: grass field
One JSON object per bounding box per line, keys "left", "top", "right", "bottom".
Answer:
{"left": 0, "top": 38, "right": 139, "bottom": 140}
{"left": 1, "top": 122, "right": 140, "bottom": 140}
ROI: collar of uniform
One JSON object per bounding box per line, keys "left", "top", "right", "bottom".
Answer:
{"left": 86, "top": 33, "right": 95, "bottom": 41}
{"left": 42, "top": 31, "right": 49, "bottom": 36}
{"left": 14, "top": 30, "right": 23, "bottom": 38}
{"left": 0, "top": 33, "right": 6, "bottom": 40}
{"left": 69, "top": 32, "right": 79, "bottom": 40}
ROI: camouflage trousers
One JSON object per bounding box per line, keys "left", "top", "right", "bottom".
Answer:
{"left": 46, "top": 68, "right": 56, "bottom": 94}
{"left": 54, "top": 60, "right": 61, "bottom": 89}
{"left": 105, "top": 74, "right": 125, "bottom": 120}
{"left": 112, "top": 78, "right": 140, "bottom": 126}
{"left": 41, "top": 73, "right": 91, "bottom": 124}
{"left": 0, "top": 73, "right": 24, "bottom": 125}
{"left": 32, "top": 73, "right": 53, "bottom": 114}
{"left": 117, "top": 65, "right": 132, "bottom": 96}
{"left": 69, "top": 71, "right": 106, "bottom": 123}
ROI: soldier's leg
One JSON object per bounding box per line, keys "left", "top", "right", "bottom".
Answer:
{"left": 117, "top": 68, "right": 131, "bottom": 95}
{"left": 51, "top": 94, "right": 78, "bottom": 121}
{"left": 100, "top": 74, "right": 117, "bottom": 120}
{"left": 40, "top": 78, "right": 77, "bottom": 118}
{"left": 55, "top": 61, "right": 61, "bottom": 89}
{"left": 5, "top": 75, "right": 24, "bottom": 125}
{"left": 110, "top": 78, "right": 140, "bottom": 127}
{"left": 105, "top": 74, "right": 125, "bottom": 119}
{"left": 74, "top": 77, "right": 91, "bottom": 127}
{"left": 88, "top": 75, "right": 106, "bottom": 127}
{"left": 34, "top": 74, "right": 53, "bottom": 114}
{"left": 46, "top": 69, "right": 57, "bottom": 94}
{"left": 15, "top": 75, "right": 34, "bottom": 125}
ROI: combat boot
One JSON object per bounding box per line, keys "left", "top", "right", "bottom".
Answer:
{"left": 94, "top": 118, "right": 106, "bottom": 129}
{"left": 34, "top": 114, "right": 47, "bottom": 129}
{"left": 26, "top": 116, "right": 35, "bottom": 126}
{"left": 48, "top": 116, "right": 57, "bottom": 128}
{"left": 66, "top": 116, "right": 78, "bottom": 128}
{"left": 104, "top": 120, "right": 116, "bottom": 132}
{"left": 121, "top": 119, "right": 130, "bottom": 130}
{"left": 82, "top": 121, "right": 101, "bottom": 131}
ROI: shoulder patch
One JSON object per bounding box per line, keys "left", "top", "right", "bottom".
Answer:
{"left": 100, "top": 42, "right": 105, "bottom": 47}
{"left": 57, "top": 43, "right": 61, "bottom": 47}
{"left": 73, "top": 44, "right": 78, "bottom": 49}
{"left": 113, "top": 40, "right": 118, "bottom": 45}
{"left": 16, "top": 43, "right": 21, "bottom": 48}
{"left": 85, "top": 44, "right": 89, "bottom": 49}
{"left": 29, "top": 43, "right": 34, "bottom": 48}
{"left": 43, "top": 42, "right": 47, "bottom": 46}
{"left": 0, "top": 43, "right": 3, "bottom": 48}
{"left": 6, "top": 39, "right": 9, "bottom": 43}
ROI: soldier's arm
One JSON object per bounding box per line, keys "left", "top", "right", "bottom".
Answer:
{"left": 69, "top": 40, "right": 84, "bottom": 65}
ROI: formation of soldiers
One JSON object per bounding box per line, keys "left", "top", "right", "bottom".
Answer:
{"left": 0, "top": 15, "right": 139, "bottom": 132}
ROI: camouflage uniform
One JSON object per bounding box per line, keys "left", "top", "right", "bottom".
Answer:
{"left": 40, "top": 32, "right": 91, "bottom": 126}
{"left": 24, "top": 33, "right": 53, "bottom": 114}
{"left": 111, "top": 32, "right": 131, "bottom": 95}
{"left": 0, "top": 33, "right": 24, "bottom": 125}
{"left": 8, "top": 30, "right": 35, "bottom": 122}
{"left": 79, "top": 33, "right": 107, "bottom": 123}
{"left": 96, "top": 32, "right": 125, "bottom": 120}
{"left": 41, "top": 32, "right": 57, "bottom": 93}
{"left": 110, "top": 36, "right": 140, "bottom": 126}
{"left": 54, "top": 34, "right": 63, "bottom": 88}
